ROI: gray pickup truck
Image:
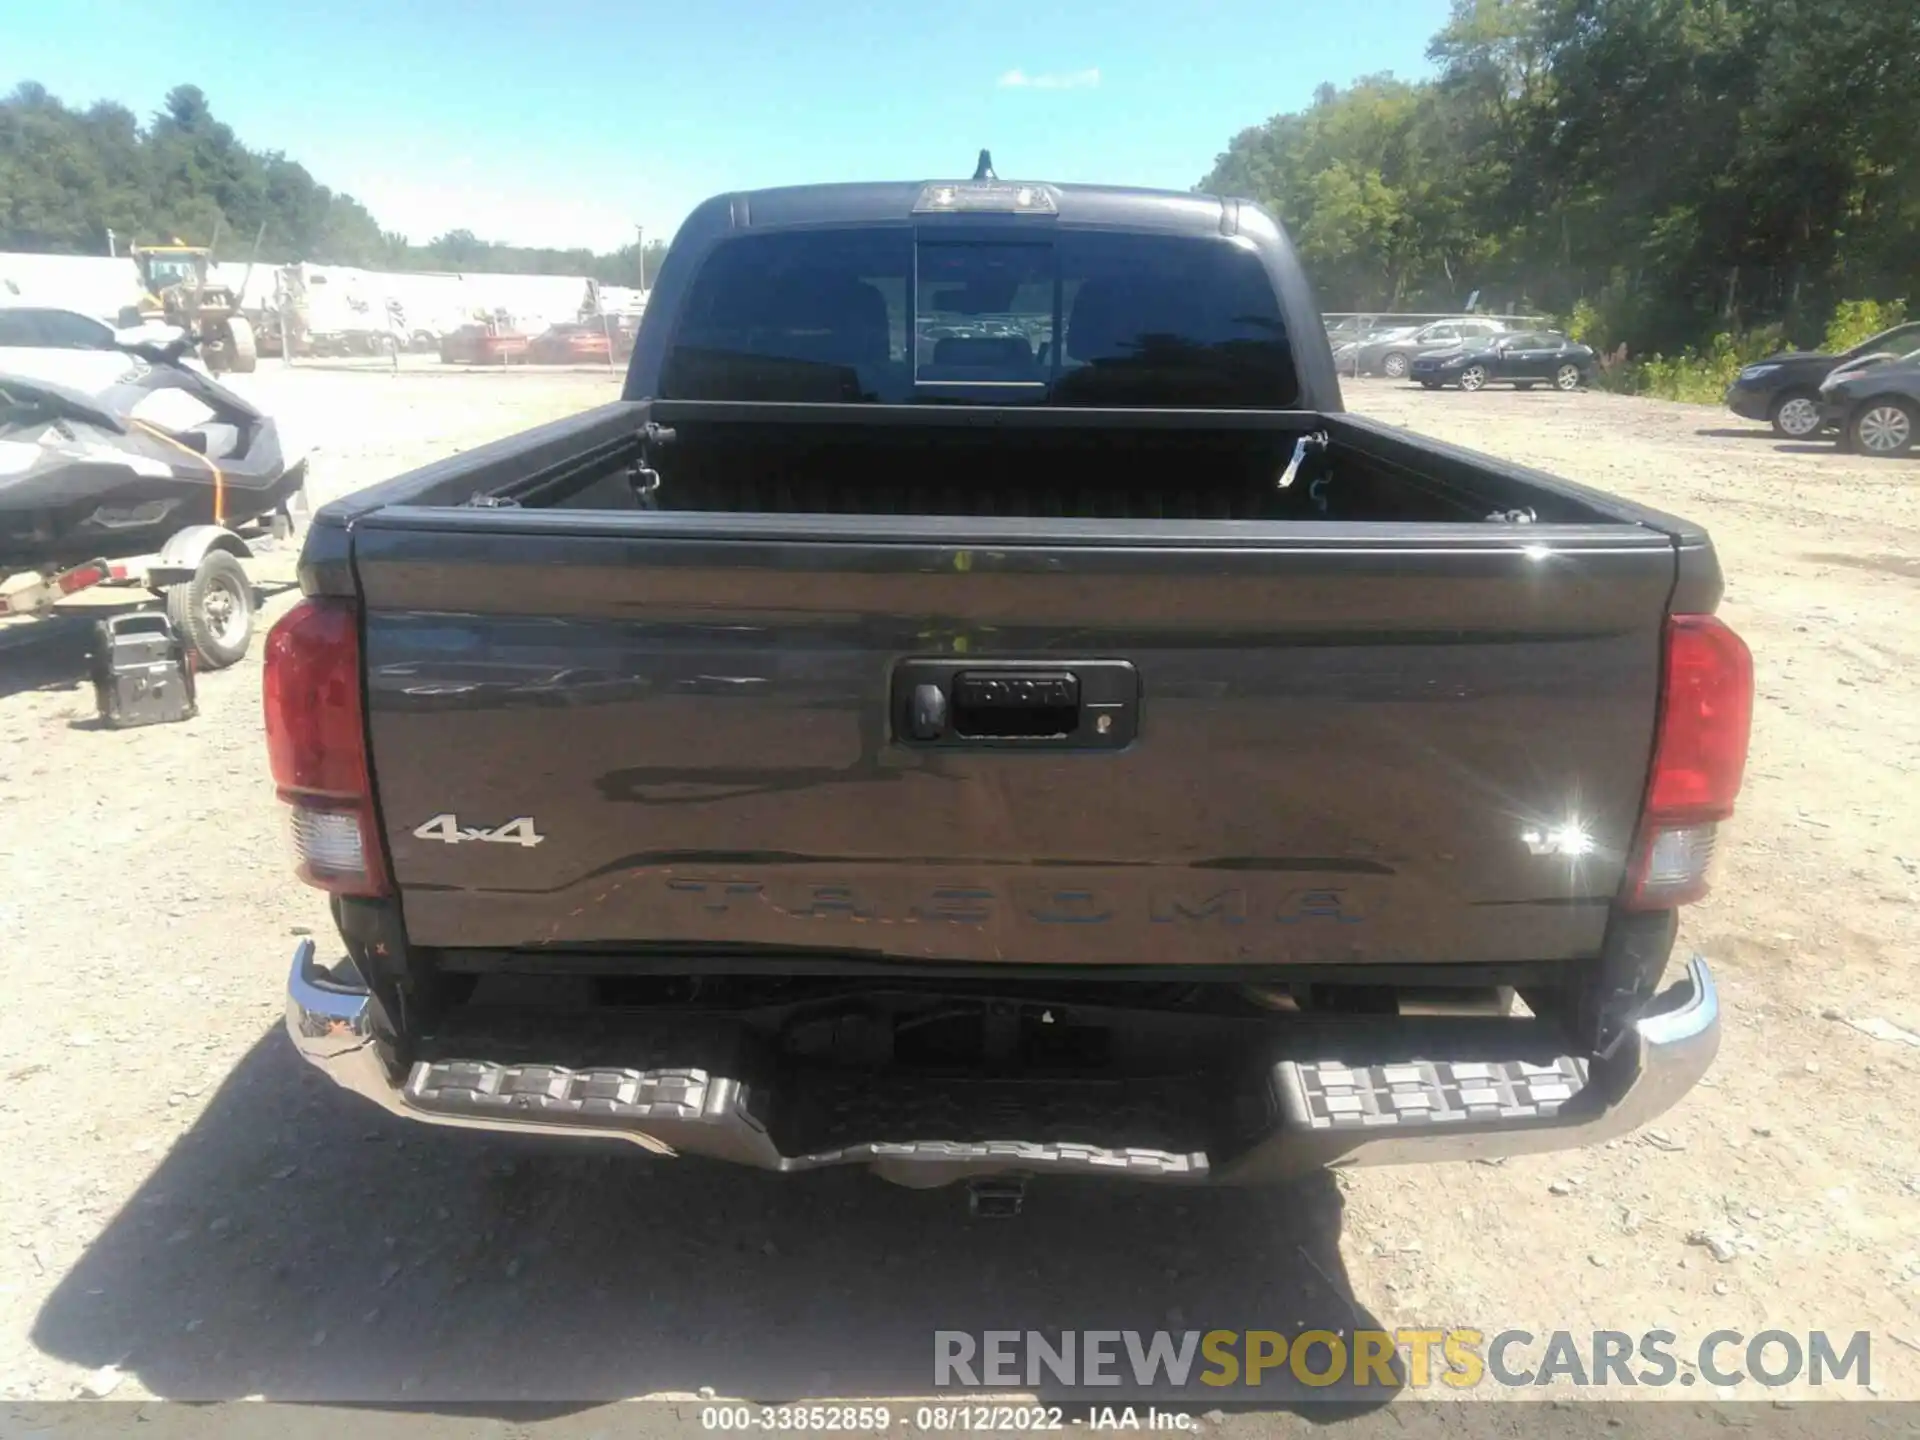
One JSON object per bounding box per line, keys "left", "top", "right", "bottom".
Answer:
{"left": 271, "top": 169, "right": 1750, "bottom": 1200}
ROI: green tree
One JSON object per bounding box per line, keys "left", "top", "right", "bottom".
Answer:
{"left": 0, "top": 82, "right": 665, "bottom": 285}
{"left": 0, "top": 82, "right": 117, "bottom": 250}
{"left": 1199, "top": 0, "right": 1916, "bottom": 358}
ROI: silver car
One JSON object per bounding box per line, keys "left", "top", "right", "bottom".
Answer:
{"left": 1354, "top": 318, "right": 1513, "bottom": 378}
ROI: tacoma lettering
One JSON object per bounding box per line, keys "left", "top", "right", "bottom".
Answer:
{"left": 660, "top": 878, "right": 1365, "bottom": 925}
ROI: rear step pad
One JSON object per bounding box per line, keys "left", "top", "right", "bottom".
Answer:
{"left": 1277, "top": 1056, "right": 1587, "bottom": 1130}
{"left": 402, "top": 1051, "right": 1593, "bottom": 1178}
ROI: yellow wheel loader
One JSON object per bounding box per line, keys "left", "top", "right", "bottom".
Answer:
{"left": 125, "top": 242, "right": 258, "bottom": 374}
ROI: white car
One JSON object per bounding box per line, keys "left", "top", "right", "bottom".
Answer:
{"left": 0, "top": 304, "right": 195, "bottom": 390}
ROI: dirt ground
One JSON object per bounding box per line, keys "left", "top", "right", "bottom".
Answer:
{"left": 2, "top": 360, "right": 1916, "bottom": 1420}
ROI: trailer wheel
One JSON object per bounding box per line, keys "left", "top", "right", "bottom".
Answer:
{"left": 166, "top": 550, "right": 255, "bottom": 669}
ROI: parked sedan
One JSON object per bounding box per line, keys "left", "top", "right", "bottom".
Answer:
{"left": 1411, "top": 331, "right": 1596, "bottom": 392}
{"left": 0, "top": 304, "right": 120, "bottom": 352}
{"left": 526, "top": 322, "right": 614, "bottom": 365}
{"left": 2, "top": 304, "right": 200, "bottom": 391}
{"left": 438, "top": 324, "right": 528, "bottom": 366}
{"left": 1724, "top": 321, "right": 1920, "bottom": 437}
{"left": 1354, "top": 318, "right": 1511, "bottom": 378}
{"left": 1, "top": 303, "right": 183, "bottom": 354}
{"left": 1331, "top": 321, "right": 1415, "bottom": 368}
{"left": 1819, "top": 348, "right": 1920, "bottom": 457}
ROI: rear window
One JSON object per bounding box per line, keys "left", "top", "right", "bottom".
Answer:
{"left": 660, "top": 228, "right": 1295, "bottom": 407}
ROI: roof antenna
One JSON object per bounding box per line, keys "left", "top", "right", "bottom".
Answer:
{"left": 973, "top": 149, "right": 996, "bottom": 181}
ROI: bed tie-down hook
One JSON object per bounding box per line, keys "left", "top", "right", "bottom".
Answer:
{"left": 630, "top": 421, "right": 678, "bottom": 509}
{"left": 1276, "top": 430, "right": 1330, "bottom": 491}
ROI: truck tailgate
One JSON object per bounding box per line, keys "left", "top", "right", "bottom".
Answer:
{"left": 354, "top": 510, "right": 1674, "bottom": 968}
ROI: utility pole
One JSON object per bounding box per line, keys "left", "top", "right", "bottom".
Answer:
{"left": 635, "top": 224, "right": 646, "bottom": 297}
{"left": 106, "top": 228, "right": 116, "bottom": 258}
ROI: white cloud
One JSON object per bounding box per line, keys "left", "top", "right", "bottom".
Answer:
{"left": 997, "top": 67, "right": 1101, "bottom": 91}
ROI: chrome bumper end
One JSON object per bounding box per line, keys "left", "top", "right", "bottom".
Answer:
{"left": 285, "top": 938, "right": 680, "bottom": 1152}
{"left": 1275, "top": 953, "right": 1720, "bottom": 1173}
{"left": 284, "top": 938, "right": 399, "bottom": 1113}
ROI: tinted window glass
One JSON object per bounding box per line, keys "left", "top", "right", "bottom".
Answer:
{"left": 35, "top": 310, "right": 111, "bottom": 348}
{"left": 1051, "top": 231, "right": 1292, "bottom": 406}
{"left": 0, "top": 310, "right": 44, "bottom": 346}
{"left": 661, "top": 229, "right": 911, "bottom": 403}
{"left": 662, "top": 227, "right": 1293, "bottom": 407}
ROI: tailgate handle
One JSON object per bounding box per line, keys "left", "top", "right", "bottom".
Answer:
{"left": 893, "top": 660, "right": 1137, "bottom": 748}
{"left": 951, "top": 671, "right": 1079, "bottom": 738}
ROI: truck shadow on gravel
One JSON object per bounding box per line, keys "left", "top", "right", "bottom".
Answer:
{"left": 33, "top": 1029, "right": 1396, "bottom": 1414}
{"left": 0, "top": 612, "right": 106, "bottom": 699}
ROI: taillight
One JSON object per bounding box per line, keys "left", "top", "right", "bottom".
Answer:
{"left": 263, "top": 597, "right": 390, "bottom": 896}
{"left": 1623, "top": 614, "right": 1753, "bottom": 909}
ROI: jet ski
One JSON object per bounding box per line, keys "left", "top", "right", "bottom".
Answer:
{"left": 0, "top": 335, "right": 306, "bottom": 573}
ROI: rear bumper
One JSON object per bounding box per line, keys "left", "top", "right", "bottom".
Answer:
{"left": 285, "top": 941, "right": 1719, "bottom": 1185}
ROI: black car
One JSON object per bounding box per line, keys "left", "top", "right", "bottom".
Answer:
{"left": 1819, "top": 348, "right": 1920, "bottom": 457}
{"left": 1724, "top": 321, "right": 1920, "bottom": 437}
{"left": 1409, "top": 331, "right": 1594, "bottom": 391}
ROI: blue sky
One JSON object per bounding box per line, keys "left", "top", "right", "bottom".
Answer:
{"left": 9, "top": 0, "right": 1449, "bottom": 251}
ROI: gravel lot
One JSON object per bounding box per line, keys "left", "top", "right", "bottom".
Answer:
{"left": 2, "top": 361, "right": 1916, "bottom": 1417}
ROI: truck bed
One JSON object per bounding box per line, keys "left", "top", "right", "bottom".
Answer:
{"left": 308, "top": 399, "right": 1712, "bottom": 977}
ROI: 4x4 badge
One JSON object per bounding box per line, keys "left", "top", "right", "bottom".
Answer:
{"left": 412, "top": 814, "right": 545, "bottom": 848}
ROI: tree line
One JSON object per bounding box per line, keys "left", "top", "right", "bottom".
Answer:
{"left": 1201, "top": 0, "right": 1917, "bottom": 359}
{"left": 0, "top": 82, "right": 665, "bottom": 285}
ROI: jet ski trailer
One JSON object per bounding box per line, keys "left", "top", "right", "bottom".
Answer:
{"left": 0, "top": 349, "right": 307, "bottom": 668}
